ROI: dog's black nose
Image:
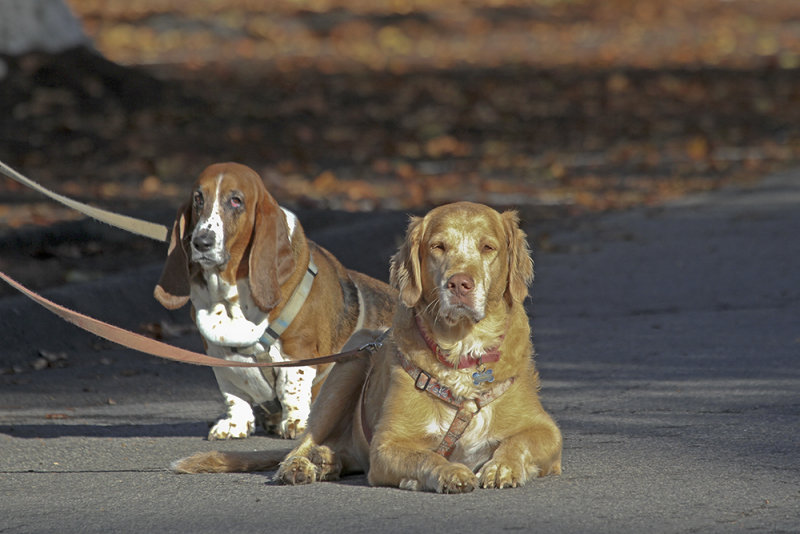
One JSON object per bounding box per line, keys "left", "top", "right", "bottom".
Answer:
{"left": 192, "top": 230, "right": 216, "bottom": 252}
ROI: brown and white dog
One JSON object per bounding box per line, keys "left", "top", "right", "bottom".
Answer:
{"left": 173, "top": 201, "right": 562, "bottom": 492}
{"left": 154, "top": 162, "right": 395, "bottom": 440}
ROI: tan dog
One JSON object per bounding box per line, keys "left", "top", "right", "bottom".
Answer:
{"left": 154, "top": 162, "right": 395, "bottom": 440}
{"left": 173, "top": 201, "right": 561, "bottom": 493}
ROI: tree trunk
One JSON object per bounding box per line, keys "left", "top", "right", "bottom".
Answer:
{"left": 0, "top": 0, "right": 87, "bottom": 56}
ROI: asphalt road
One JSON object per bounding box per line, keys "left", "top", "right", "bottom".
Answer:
{"left": 1, "top": 171, "right": 798, "bottom": 533}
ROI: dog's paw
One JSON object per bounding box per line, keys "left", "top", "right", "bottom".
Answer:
{"left": 207, "top": 416, "right": 255, "bottom": 440}
{"left": 276, "top": 455, "right": 318, "bottom": 485}
{"left": 398, "top": 478, "right": 421, "bottom": 491}
{"left": 433, "top": 463, "right": 478, "bottom": 494}
{"left": 478, "top": 459, "right": 536, "bottom": 489}
{"left": 277, "top": 417, "right": 306, "bottom": 439}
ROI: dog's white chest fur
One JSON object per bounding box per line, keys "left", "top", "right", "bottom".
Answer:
{"left": 191, "top": 272, "right": 269, "bottom": 348}
{"left": 190, "top": 207, "right": 299, "bottom": 349}
{"left": 426, "top": 402, "right": 498, "bottom": 470}
{"left": 190, "top": 266, "right": 316, "bottom": 439}
{"left": 191, "top": 271, "right": 278, "bottom": 405}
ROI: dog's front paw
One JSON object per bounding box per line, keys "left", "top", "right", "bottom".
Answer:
{"left": 276, "top": 455, "right": 318, "bottom": 485}
{"left": 208, "top": 416, "right": 255, "bottom": 440}
{"left": 433, "top": 463, "right": 478, "bottom": 494}
{"left": 277, "top": 417, "right": 306, "bottom": 439}
{"left": 478, "top": 459, "right": 536, "bottom": 489}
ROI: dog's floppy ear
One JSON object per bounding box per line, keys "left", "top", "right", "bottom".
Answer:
{"left": 248, "top": 195, "right": 296, "bottom": 312}
{"left": 390, "top": 215, "right": 425, "bottom": 308}
{"left": 154, "top": 202, "right": 193, "bottom": 309}
{"left": 502, "top": 210, "right": 534, "bottom": 304}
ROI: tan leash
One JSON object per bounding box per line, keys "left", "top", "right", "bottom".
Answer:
{"left": 0, "top": 270, "right": 387, "bottom": 369}
{"left": 0, "top": 159, "right": 169, "bottom": 242}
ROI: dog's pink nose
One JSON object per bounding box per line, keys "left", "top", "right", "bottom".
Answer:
{"left": 447, "top": 273, "right": 474, "bottom": 297}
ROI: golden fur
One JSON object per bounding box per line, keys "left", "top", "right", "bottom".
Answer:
{"left": 172, "top": 201, "right": 562, "bottom": 492}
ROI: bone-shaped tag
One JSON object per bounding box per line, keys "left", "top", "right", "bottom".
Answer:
{"left": 472, "top": 367, "right": 494, "bottom": 385}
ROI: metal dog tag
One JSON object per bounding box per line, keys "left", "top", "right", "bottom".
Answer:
{"left": 472, "top": 366, "right": 494, "bottom": 385}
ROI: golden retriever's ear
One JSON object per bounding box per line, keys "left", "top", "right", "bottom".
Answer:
{"left": 249, "top": 197, "right": 296, "bottom": 312}
{"left": 502, "top": 210, "right": 534, "bottom": 304}
{"left": 154, "top": 202, "right": 193, "bottom": 309}
{"left": 390, "top": 215, "right": 425, "bottom": 307}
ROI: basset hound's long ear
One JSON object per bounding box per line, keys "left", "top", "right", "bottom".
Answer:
{"left": 154, "top": 202, "right": 193, "bottom": 309}
{"left": 390, "top": 215, "right": 425, "bottom": 308}
{"left": 248, "top": 195, "right": 296, "bottom": 312}
{"left": 502, "top": 210, "right": 534, "bottom": 304}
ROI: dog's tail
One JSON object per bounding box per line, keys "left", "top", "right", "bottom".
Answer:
{"left": 171, "top": 449, "right": 287, "bottom": 474}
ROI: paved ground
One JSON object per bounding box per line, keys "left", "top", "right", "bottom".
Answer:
{"left": 1, "top": 171, "right": 798, "bottom": 533}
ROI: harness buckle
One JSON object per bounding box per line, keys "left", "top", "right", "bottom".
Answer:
{"left": 415, "top": 370, "right": 432, "bottom": 391}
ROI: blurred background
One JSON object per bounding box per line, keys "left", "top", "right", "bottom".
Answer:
{"left": 1, "top": 0, "right": 799, "bottom": 290}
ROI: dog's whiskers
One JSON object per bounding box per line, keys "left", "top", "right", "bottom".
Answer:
{"left": 421, "top": 297, "right": 440, "bottom": 319}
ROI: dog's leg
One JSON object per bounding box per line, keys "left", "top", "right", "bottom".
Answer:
{"left": 368, "top": 440, "right": 478, "bottom": 494}
{"left": 275, "top": 366, "right": 314, "bottom": 439}
{"left": 208, "top": 392, "right": 256, "bottom": 440}
{"left": 208, "top": 378, "right": 256, "bottom": 440}
{"left": 276, "top": 437, "right": 341, "bottom": 485}
{"left": 478, "top": 423, "right": 562, "bottom": 489}
{"left": 276, "top": 358, "right": 370, "bottom": 485}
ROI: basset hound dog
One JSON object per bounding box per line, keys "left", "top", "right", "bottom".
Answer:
{"left": 172, "top": 201, "right": 562, "bottom": 493}
{"left": 154, "top": 162, "right": 396, "bottom": 440}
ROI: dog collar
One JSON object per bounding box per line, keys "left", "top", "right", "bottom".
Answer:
{"left": 414, "top": 313, "right": 503, "bottom": 370}
{"left": 259, "top": 252, "right": 318, "bottom": 348}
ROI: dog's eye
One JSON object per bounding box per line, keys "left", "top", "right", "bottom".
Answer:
{"left": 229, "top": 195, "right": 243, "bottom": 209}
{"left": 482, "top": 243, "right": 496, "bottom": 253}
{"left": 431, "top": 243, "right": 446, "bottom": 252}
{"left": 193, "top": 191, "right": 204, "bottom": 209}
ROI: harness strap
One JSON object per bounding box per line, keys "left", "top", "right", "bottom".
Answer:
{"left": 392, "top": 349, "right": 515, "bottom": 458}
{"left": 311, "top": 361, "right": 334, "bottom": 387}
{"left": 258, "top": 254, "right": 318, "bottom": 348}
{"left": 435, "top": 407, "right": 476, "bottom": 458}
{"left": 254, "top": 253, "right": 317, "bottom": 386}
{"left": 395, "top": 349, "right": 461, "bottom": 406}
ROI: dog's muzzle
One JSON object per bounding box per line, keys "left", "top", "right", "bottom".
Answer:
{"left": 441, "top": 273, "right": 484, "bottom": 323}
{"left": 191, "top": 229, "right": 228, "bottom": 267}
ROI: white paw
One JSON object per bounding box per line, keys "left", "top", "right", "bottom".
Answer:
{"left": 208, "top": 416, "right": 255, "bottom": 440}
{"left": 277, "top": 417, "right": 306, "bottom": 439}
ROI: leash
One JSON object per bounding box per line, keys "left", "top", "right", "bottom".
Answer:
{"left": 0, "top": 270, "right": 387, "bottom": 369}
{"left": 0, "top": 159, "right": 169, "bottom": 242}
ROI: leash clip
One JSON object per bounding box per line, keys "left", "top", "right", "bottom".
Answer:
{"left": 358, "top": 341, "right": 382, "bottom": 354}
{"left": 357, "top": 328, "right": 391, "bottom": 354}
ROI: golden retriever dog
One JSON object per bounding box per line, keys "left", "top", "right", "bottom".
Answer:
{"left": 173, "top": 201, "right": 562, "bottom": 493}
